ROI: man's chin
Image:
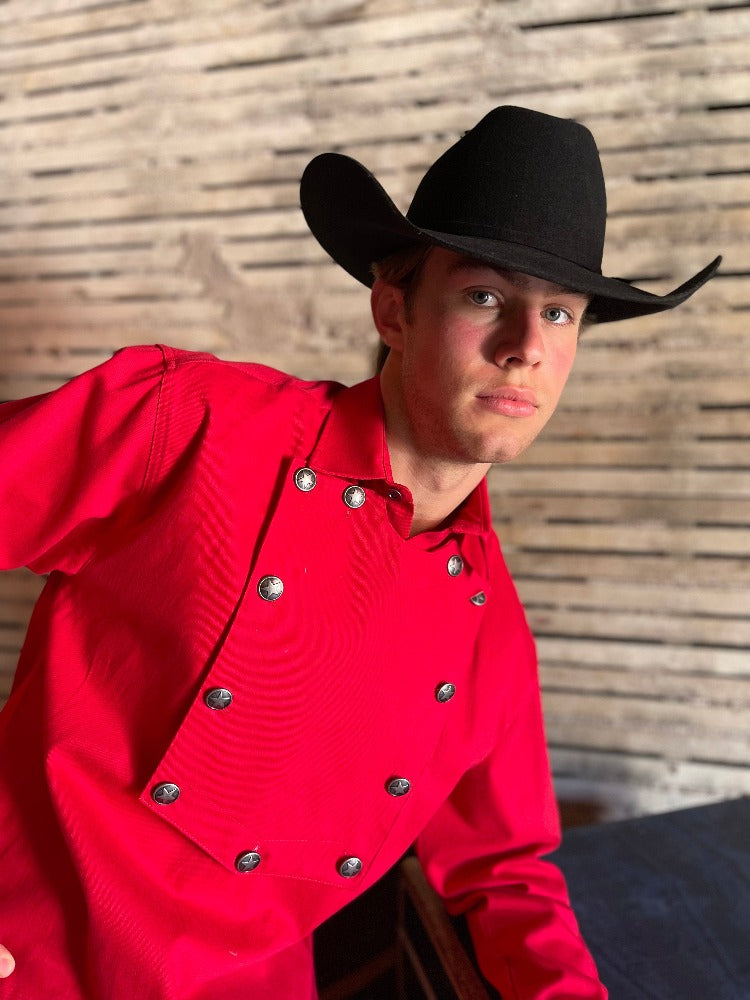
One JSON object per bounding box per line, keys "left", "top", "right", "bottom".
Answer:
{"left": 460, "top": 433, "right": 539, "bottom": 466}
{"left": 455, "top": 412, "right": 544, "bottom": 466}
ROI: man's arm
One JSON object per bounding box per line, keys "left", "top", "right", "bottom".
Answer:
{"left": 0, "top": 346, "right": 167, "bottom": 575}
{"left": 0, "top": 348, "right": 170, "bottom": 982}
{"left": 415, "top": 682, "right": 607, "bottom": 999}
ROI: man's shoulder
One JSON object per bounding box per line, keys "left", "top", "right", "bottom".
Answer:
{"left": 107, "top": 344, "right": 346, "bottom": 414}
{"left": 159, "top": 345, "right": 344, "bottom": 406}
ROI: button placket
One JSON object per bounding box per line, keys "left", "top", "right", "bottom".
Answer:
{"left": 145, "top": 459, "right": 488, "bottom": 882}
{"left": 145, "top": 462, "right": 338, "bottom": 876}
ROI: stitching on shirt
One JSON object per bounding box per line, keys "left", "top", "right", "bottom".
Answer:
{"left": 144, "top": 802, "right": 362, "bottom": 887}
{"left": 140, "top": 344, "right": 173, "bottom": 497}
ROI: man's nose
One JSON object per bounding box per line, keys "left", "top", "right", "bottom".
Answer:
{"left": 493, "top": 308, "right": 545, "bottom": 368}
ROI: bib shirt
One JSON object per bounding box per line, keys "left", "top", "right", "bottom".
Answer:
{"left": 0, "top": 345, "right": 606, "bottom": 999}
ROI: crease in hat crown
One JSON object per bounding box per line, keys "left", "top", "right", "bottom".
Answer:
{"left": 300, "top": 105, "right": 721, "bottom": 323}
{"left": 407, "top": 106, "right": 606, "bottom": 273}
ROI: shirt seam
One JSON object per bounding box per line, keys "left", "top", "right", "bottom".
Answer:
{"left": 73, "top": 345, "right": 173, "bottom": 577}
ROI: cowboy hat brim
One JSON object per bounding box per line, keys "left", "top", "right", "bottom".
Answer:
{"left": 301, "top": 152, "right": 721, "bottom": 324}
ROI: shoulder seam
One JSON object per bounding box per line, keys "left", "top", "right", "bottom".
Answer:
{"left": 140, "top": 347, "right": 173, "bottom": 495}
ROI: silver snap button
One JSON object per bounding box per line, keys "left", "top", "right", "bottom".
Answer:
{"left": 152, "top": 782, "right": 180, "bottom": 805}
{"left": 447, "top": 555, "right": 464, "bottom": 577}
{"left": 235, "top": 851, "right": 261, "bottom": 873}
{"left": 342, "top": 485, "right": 366, "bottom": 509}
{"left": 386, "top": 777, "right": 411, "bottom": 797}
{"left": 338, "top": 856, "right": 363, "bottom": 878}
{"left": 258, "top": 575, "right": 284, "bottom": 601}
{"left": 204, "top": 687, "right": 233, "bottom": 710}
{"left": 435, "top": 682, "right": 456, "bottom": 703}
{"left": 294, "top": 467, "right": 317, "bottom": 492}
{"left": 470, "top": 591, "right": 487, "bottom": 606}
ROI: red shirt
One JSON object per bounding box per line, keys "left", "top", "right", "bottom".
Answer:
{"left": 0, "top": 345, "right": 606, "bottom": 999}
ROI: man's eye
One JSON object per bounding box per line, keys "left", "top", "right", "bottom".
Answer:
{"left": 543, "top": 306, "right": 572, "bottom": 325}
{"left": 468, "top": 290, "right": 498, "bottom": 307}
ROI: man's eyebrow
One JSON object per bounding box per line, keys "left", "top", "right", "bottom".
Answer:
{"left": 446, "top": 255, "right": 588, "bottom": 299}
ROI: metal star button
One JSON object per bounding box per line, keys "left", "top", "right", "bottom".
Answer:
{"left": 294, "top": 467, "right": 317, "bottom": 492}
{"left": 338, "top": 856, "right": 363, "bottom": 878}
{"left": 386, "top": 777, "right": 411, "bottom": 797}
{"left": 235, "top": 851, "right": 261, "bottom": 873}
{"left": 151, "top": 782, "right": 180, "bottom": 805}
{"left": 257, "top": 575, "right": 284, "bottom": 601}
{"left": 342, "top": 485, "right": 366, "bottom": 509}
{"left": 204, "top": 687, "right": 233, "bottom": 710}
{"left": 470, "top": 591, "right": 487, "bottom": 606}
{"left": 435, "top": 682, "right": 456, "bottom": 703}
{"left": 447, "top": 555, "right": 464, "bottom": 577}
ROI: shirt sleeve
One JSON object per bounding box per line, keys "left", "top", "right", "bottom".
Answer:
{"left": 415, "top": 675, "right": 608, "bottom": 999}
{"left": 0, "top": 345, "right": 169, "bottom": 575}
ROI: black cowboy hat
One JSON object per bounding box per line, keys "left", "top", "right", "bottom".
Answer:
{"left": 300, "top": 105, "right": 720, "bottom": 323}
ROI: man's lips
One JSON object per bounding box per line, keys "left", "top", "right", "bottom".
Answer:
{"left": 477, "top": 386, "right": 539, "bottom": 416}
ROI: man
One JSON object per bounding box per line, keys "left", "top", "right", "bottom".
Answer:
{"left": 0, "top": 106, "right": 719, "bottom": 998}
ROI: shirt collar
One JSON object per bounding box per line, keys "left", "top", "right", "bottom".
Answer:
{"left": 308, "top": 375, "right": 491, "bottom": 537}
{"left": 447, "top": 476, "right": 492, "bottom": 537}
{"left": 309, "top": 376, "right": 389, "bottom": 482}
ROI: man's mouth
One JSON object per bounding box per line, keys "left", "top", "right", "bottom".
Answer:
{"left": 477, "top": 387, "right": 538, "bottom": 416}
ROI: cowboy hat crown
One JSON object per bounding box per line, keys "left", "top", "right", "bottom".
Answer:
{"left": 300, "top": 105, "right": 720, "bottom": 323}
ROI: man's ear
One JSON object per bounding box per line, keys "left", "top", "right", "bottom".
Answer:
{"left": 371, "top": 279, "right": 407, "bottom": 351}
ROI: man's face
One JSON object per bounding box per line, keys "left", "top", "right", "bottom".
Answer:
{"left": 378, "top": 248, "right": 588, "bottom": 468}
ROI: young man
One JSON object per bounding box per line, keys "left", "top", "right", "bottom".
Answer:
{"left": 0, "top": 106, "right": 719, "bottom": 998}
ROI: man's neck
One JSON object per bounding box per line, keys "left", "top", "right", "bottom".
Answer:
{"left": 386, "top": 434, "right": 490, "bottom": 537}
